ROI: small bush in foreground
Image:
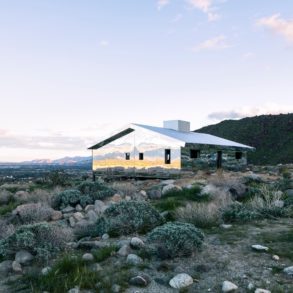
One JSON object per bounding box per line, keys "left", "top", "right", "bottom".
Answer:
{"left": 105, "top": 200, "right": 164, "bottom": 236}
{"left": 0, "top": 222, "right": 73, "bottom": 261}
{"left": 19, "top": 253, "right": 131, "bottom": 293}
{"left": 74, "top": 217, "right": 108, "bottom": 239}
{"left": 92, "top": 245, "right": 118, "bottom": 262}
{"left": 163, "top": 186, "right": 205, "bottom": 201}
{"left": 147, "top": 221, "right": 204, "bottom": 258}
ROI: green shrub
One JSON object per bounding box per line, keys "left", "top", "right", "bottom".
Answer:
{"left": 92, "top": 245, "right": 118, "bottom": 262}
{"left": 0, "top": 199, "right": 18, "bottom": 216}
{"left": 78, "top": 181, "right": 115, "bottom": 200}
{"left": 46, "top": 170, "right": 70, "bottom": 187}
{"left": 163, "top": 186, "right": 204, "bottom": 201}
{"left": 18, "top": 253, "right": 131, "bottom": 293}
{"left": 147, "top": 221, "right": 204, "bottom": 258}
{"left": 104, "top": 200, "right": 164, "bottom": 236}
{"left": 0, "top": 222, "right": 72, "bottom": 261}
{"left": 222, "top": 203, "right": 261, "bottom": 222}
{"left": 74, "top": 217, "right": 108, "bottom": 239}
{"left": 53, "top": 189, "right": 93, "bottom": 209}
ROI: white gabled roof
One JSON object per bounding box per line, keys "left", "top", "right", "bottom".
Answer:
{"left": 133, "top": 123, "right": 254, "bottom": 150}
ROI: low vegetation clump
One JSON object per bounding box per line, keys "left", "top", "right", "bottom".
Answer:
{"left": 104, "top": 200, "right": 164, "bottom": 236}
{"left": 19, "top": 253, "right": 131, "bottom": 293}
{"left": 92, "top": 245, "right": 118, "bottom": 262}
{"left": 147, "top": 221, "right": 204, "bottom": 258}
{"left": 78, "top": 181, "right": 116, "bottom": 200}
{"left": 74, "top": 217, "right": 108, "bottom": 239}
{"left": 0, "top": 222, "right": 73, "bottom": 261}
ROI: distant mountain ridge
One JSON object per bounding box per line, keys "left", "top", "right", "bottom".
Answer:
{"left": 195, "top": 113, "right": 293, "bottom": 165}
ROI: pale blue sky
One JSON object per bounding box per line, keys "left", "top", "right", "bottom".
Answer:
{"left": 0, "top": 0, "right": 292, "bottom": 161}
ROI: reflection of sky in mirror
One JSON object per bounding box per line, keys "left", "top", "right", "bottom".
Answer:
{"left": 0, "top": 0, "right": 292, "bottom": 161}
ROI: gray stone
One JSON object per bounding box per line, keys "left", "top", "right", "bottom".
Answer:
{"left": 111, "top": 284, "right": 121, "bottom": 292}
{"left": 130, "top": 237, "right": 144, "bottom": 249}
{"left": 68, "top": 288, "right": 80, "bottom": 293}
{"left": 285, "top": 189, "right": 293, "bottom": 197}
{"left": 147, "top": 188, "right": 162, "bottom": 199}
{"left": 284, "top": 266, "right": 293, "bottom": 275}
{"left": 255, "top": 289, "right": 271, "bottom": 293}
{"left": 247, "top": 283, "right": 254, "bottom": 290}
{"left": 73, "top": 212, "right": 84, "bottom": 221}
{"left": 84, "top": 205, "right": 95, "bottom": 212}
{"left": 12, "top": 261, "right": 22, "bottom": 273}
{"left": 87, "top": 210, "right": 98, "bottom": 223}
{"left": 89, "top": 263, "right": 102, "bottom": 272}
{"left": 272, "top": 255, "right": 280, "bottom": 261}
{"left": 162, "top": 184, "right": 182, "bottom": 195}
{"left": 251, "top": 245, "right": 269, "bottom": 252}
{"left": 169, "top": 273, "right": 193, "bottom": 289}
{"left": 82, "top": 253, "right": 94, "bottom": 262}
{"left": 222, "top": 280, "right": 238, "bottom": 292}
{"left": 42, "top": 266, "right": 52, "bottom": 275}
{"left": 63, "top": 212, "right": 73, "bottom": 219}
{"left": 75, "top": 204, "right": 83, "bottom": 212}
{"left": 273, "top": 200, "right": 284, "bottom": 208}
{"left": 161, "top": 179, "right": 175, "bottom": 185}
{"left": 126, "top": 254, "right": 143, "bottom": 265}
{"left": 118, "top": 244, "right": 131, "bottom": 257}
{"left": 15, "top": 250, "right": 34, "bottom": 265}
{"left": 51, "top": 210, "right": 62, "bottom": 221}
{"left": 0, "top": 260, "right": 13, "bottom": 276}
{"left": 62, "top": 206, "right": 75, "bottom": 213}
{"left": 102, "top": 233, "right": 109, "bottom": 240}
{"left": 220, "top": 224, "right": 232, "bottom": 229}
{"left": 69, "top": 216, "right": 76, "bottom": 228}
{"left": 129, "top": 274, "right": 151, "bottom": 287}
{"left": 94, "top": 200, "right": 106, "bottom": 214}
{"left": 111, "top": 194, "right": 122, "bottom": 202}
{"left": 125, "top": 195, "right": 131, "bottom": 201}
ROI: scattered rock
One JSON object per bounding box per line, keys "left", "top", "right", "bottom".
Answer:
{"left": 111, "top": 194, "right": 122, "bottom": 202}
{"left": 147, "top": 188, "right": 161, "bottom": 199}
{"left": 247, "top": 282, "right": 254, "bottom": 290}
{"left": 84, "top": 205, "right": 95, "bottom": 212}
{"left": 255, "top": 289, "right": 271, "bottom": 293}
{"left": 73, "top": 212, "right": 84, "bottom": 222}
{"left": 130, "top": 237, "right": 144, "bottom": 249}
{"left": 273, "top": 200, "right": 284, "bottom": 208}
{"left": 285, "top": 189, "right": 293, "bottom": 197}
{"left": 102, "top": 233, "right": 109, "bottom": 240}
{"left": 251, "top": 245, "right": 269, "bottom": 252}
{"left": 220, "top": 224, "right": 232, "bottom": 229}
{"left": 68, "top": 287, "right": 80, "bottom": 293}
{"left": 12, "top": 261, "right": 22, "bottom": 273}
{"left": 129, "top": 274, "right": 151, "bottom": 287}
{"left": 75, "top": 204, "right": 83, "bottom": 212}
{"left": 86, "top": 210, "right": 98, "bottom": 223}
{"left": 94, "top": 200, "right": 106, "bottom": 214}
{"left": 118, "top": 244, "right": 131, "bottom": 257}
{"left": 62, "top": 206, "right": 75, "bottom": 213}
{"left": 126, "top": 254, "right": 143, "bottom": 265}
{"left": 272, "top": 255, "right": 280, "bottom": 261}
{"left": 139, "top": 190, "right": 147, "bottom": 197}
{"left": 161, "top": 179, "right": 175, "bottom": 185}
{"left": 222, "top": 280, "right": 238, "bottom": 292}
{"left": 125, "top": 195, "right": 131, "bottom": 201}
{"left": 111, "top": 284, "right": 121, "bottom": 292}
{"left": 15, "top": 250, "right": 34, "bottom": 265}
{"left": 51, "top": 210, "right": 62, "bottom": 221}
{"left": 169, "top": 273, "right": 193, "bottom": 289}
{"left": 42, "top": 266, "right": 52, "bottom": 275}
{"left": 0, "top": 260, "right": 13, "bottom": 276}
{"left": 82, "top": 253, "right": 94, "bottom": 262}
{"left": 284, "top": 266, "right": 293, "bottom": 275}
{"left": 162, "top": 184, "right": 182, "bottom": 195}
{"left": 89, "top": 263, "right": 102, "bottom": 272}
{"left": 69, "top": 216, "right": 76, "bottom": 228}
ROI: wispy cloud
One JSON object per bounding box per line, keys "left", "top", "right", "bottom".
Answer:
{"left": 242, "top": 52, "right": 255, "bottom": 59}
{"left": 100, "top": 40, "right": 109, "bottom": 47}
{"left": 208, "top": 103, "right": 293, "bottom": 121}
{"left": 172, "top": 13, "right": 183, "bottom": 23}
{"left": 193, "top": 35, "right": 230, "bottom": 52}
{"left": 157, "top": 0, "right": 169, "bottom": 10}
{"left": 257, "top": 14, "right": 293, "bottom": 43}
{"left": 186, "top": 0, "right": 220, "bottom": 21}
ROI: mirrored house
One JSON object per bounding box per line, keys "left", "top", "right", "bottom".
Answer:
{"left": 88, "top": 120, "right": 254, "bottom": 176}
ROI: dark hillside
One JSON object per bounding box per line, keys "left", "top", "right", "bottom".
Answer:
{"left": 195, "top": 113, "right": 293, "bottom": 165}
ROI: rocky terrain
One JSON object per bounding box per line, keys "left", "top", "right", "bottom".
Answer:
{"left": 0, "top": 165, "right": 292, "bottom": 293}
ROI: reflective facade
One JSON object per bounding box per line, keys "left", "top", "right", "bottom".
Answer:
{"left": 90, "top": 124, "right": 250, "bottom": 175}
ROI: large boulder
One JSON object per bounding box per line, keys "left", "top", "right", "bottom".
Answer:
{"left": 222, "top": 281, "right": 238, "bottom": 292}
{"left": 126, "top": 254, "right": 143, "bottom": 266}
{"left": 0, "top": 260, "right": 13, "bottom": 276}
{"left": 162, "top": 184, "right": 182, "bottom": 195}
{"left": 15, "top": 250, "right": 34, "bottom": 265}
{"left": 169, "top": 273, "right": 193, "bottom": 289}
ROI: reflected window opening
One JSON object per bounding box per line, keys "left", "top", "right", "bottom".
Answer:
{"left": 190, "top": 149, "right": 200, "bottom": 159}
{"left": 165, "top": 149, "right": 171, "bottom": 164}
{"left": 125, "top": 153, "right": 130, "bottom": 160}
{"left": 139, "top": 153, "right": 144, "bottom": 160}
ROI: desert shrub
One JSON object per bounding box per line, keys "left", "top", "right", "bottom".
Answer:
{"left": 222, "top": 202, "right": 260, "bottom": 222}
{"left": 16, "top": 203, "right": 54, "bottom": 224}
{"left": 0, "top": 198, "right": 18, "bottom": 216}
{"left": 147, "top": 221, "right": 204, "bottom": 258}
{"left": 46, "top": 170, "right": 70, "bottom": 187}
{"left": 92, "top": 245, "right": 118, "bottom": 262}
{"left": 111, "top": 181, "right": 136, "bottom": 196}
{"left": 163, "top": 186, "right": 204, "bottom": 201}
{"left": 0, "top": 222, "right": 73, "bottom": 261}
{"left": 52, "top": 189, "right": 93, "bottom": 209}
{"left": 74, "top": 217, "right": 108, "bottom": 239}
{"left": 104, "top": 200, "right": 164, "bottom": 236}
{"left": 18, "top": 252, "right": 131, "bottom": 293}
{"left": 176, "top": 202, "right": 221, "bottom": 228}
{"left": 78, "top": 181, "right": 115, "bottom": 200}
{"left": 284, "top": 196, "right": 293, "bottom": 207}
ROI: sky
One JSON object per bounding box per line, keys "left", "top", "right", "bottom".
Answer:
{"left": 0, "top": 0, "right": 292, "bottom": 162}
